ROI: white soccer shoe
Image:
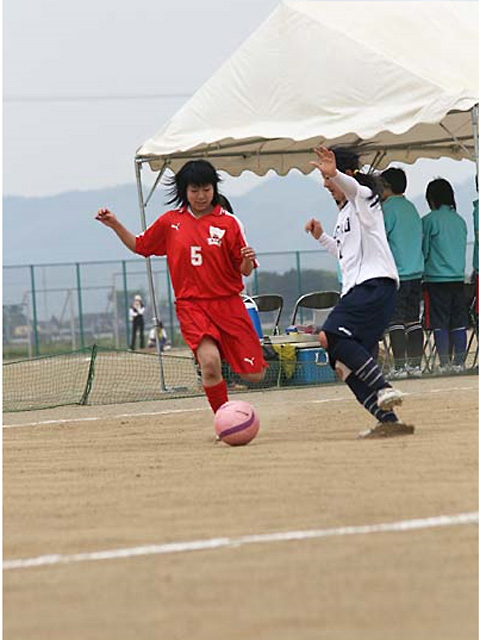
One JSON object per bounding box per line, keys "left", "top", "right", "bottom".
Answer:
{"left": 406, "top": 365, "right": 423, "bottom": 378}
{"left": 387, "top": 367, "right": 408, "bottom": 381}
{"left": 377, "top": 386, "right": 404, "bottom": 411}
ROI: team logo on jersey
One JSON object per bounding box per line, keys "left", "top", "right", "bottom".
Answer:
{"left": 338, "top": 326, "right": 353, "bottom": 337}
{"left": 171, "top": 223, "right": 180, "bottom": 231}
{"left": 244, "top": 356, "right": 255, "bottom": 366}
{"left": 207, "top": 225, "right": 226, "bottom": 246}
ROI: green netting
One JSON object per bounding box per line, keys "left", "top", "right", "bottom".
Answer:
{"left": 3, "top": 348, "right": 95, "bottom": 412}
{"left": 2, "top": 345, "right": 340, "bottom": 412}
{"left": 86, "top": 348, "right": 201, "bottom": 406}
{"left": 2, "top": 347, "right": 203, "bottom": 412}
{"left": 3, "top": 339, "right": 478, "bottom": 413}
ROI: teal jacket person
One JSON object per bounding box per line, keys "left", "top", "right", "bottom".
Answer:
{"left": 383, "top": 195, "right": 424, "bottom": 280}
{"left": 473, "top": 199, "right": 478, "bottom": 276}
{"left": 422, "top": 204, "right": 467, "bottom": 282}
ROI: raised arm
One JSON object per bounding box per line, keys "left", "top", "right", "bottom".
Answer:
{"left": 311, "top": 145, "right": 371, "bottom": 203}
{"left": 305, "top": 217, "right": 337, "bottom": 257}
{"left": 96, "top": 208, "right": 137, "bottom": 253}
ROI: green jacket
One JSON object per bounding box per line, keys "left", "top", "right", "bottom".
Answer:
{"left": 422, "top": 205, "right": 467, "bottom": 282}
{"left": 382, "top": 195, "right": 424, "bottom": 280}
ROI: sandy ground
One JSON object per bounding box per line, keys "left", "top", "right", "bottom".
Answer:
{"left": 3, "top": 374, "right": 479, "bottom": 640}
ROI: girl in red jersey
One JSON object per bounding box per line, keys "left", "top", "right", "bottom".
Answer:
{"left": 96, "top": 160, "right": 266, "bottom": 413}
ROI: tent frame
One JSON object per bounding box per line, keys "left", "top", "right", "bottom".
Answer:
{"left": 135, "top": 104, "right": 479, "bottom": 388}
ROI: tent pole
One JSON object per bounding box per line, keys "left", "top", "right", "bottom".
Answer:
{"left": 135, "top": 158, "right": 168, "bottom": 391}
{"left": 472, "top": 104, "right": 479, "bottom": 187}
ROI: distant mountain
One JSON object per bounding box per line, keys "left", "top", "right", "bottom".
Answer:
{"left": 3, "top": 173, "right": 476, "bottom": 266}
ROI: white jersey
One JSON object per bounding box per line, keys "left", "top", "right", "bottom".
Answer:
{"left": 319, "top": 171, "right": 399, "bottom": 297}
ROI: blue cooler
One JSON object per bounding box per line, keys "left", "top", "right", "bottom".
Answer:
{"left": 293, "top": 347, "right": 337, "bottom": 385}
{"left": 243, "top": 297, "right": 263, "bottom": 339}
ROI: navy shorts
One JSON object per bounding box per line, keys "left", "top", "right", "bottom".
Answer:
{"left": 322, "top": 278, "right": 397, "bottom": 351}
{"left": 423, "top": 282, "right": 468, "bottom": 330}
{"left": 389, "top": 278, "right": 422, "bottom": 326}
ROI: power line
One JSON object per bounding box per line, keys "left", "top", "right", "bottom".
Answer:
{"left": 3, "top": 93, "right": 193, "bottom": 104}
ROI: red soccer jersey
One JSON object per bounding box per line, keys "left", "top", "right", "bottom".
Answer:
{"left": 135, "top": 205, "right": 256, "bottom": 300}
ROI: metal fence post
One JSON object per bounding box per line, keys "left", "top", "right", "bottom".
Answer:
{"left": 253, "top": 268, "right": 259, "bottom": 295}
{"left": 295, "top": 251, "right": 303, "bottom": 323}
{"left": 76, "top": 263, "right": 85, "bottom": 349}
{"left": 166, "top": 269, "right": 175, "bottom": 346}
{"left": 29, "top": 265, "right": 40, "bottom": 356}
{"left": 122, "top": 261, "right": 130, "bottom": 348}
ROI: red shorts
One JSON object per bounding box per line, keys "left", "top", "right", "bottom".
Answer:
{"left": 176, "top": 296, "right": 267, "bottom": 374}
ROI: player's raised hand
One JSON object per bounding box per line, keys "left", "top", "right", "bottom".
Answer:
{"left": 305, "top": 218, "right": 324, "bottom": 240}
{"left": 310, "top": 146, "right": 337, "bottom": 178}
{"left": 95, "top": 208, "right": 118, "bottom": 228}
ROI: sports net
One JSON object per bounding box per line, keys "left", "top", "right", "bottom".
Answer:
{"left": 2, "top": 343, "right": 340, "bottom": 413}
{"left": 3, "top": 347, "right": 202, "bottom": 413}
{"left": 3, "top": 335, "right": 478, "bottom": 413}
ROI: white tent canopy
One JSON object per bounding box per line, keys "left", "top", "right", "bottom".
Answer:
{"left": 136, "top": 0, "right": 478, "bottom": 177}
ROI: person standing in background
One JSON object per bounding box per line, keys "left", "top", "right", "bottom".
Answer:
{"left": 380, "top": 167, "right": 424, "bottom": 378}
{"left": 129, "top": 294, "right": 145, "bottom": 350}
{"left": 422, "top": 178, "right": 468, "bottom": 372}
{"left": 472, "top": 193, "right": 478, "bottom": 313}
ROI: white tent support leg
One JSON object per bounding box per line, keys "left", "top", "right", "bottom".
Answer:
{"left": 135, "top": 158, "right": 168, "bottom": 391}
{"left": 472, "top": 103, "right": 479, "bottom": 187}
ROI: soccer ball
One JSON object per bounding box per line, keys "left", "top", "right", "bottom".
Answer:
{"left": 214, "top": 400, "right": 260, "bottom": 446}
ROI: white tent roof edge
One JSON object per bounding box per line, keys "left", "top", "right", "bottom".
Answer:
{"left": 135, "top": 0, "right": 479, "bottom": 176}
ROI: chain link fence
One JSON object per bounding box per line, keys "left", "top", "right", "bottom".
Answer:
{"left": 4, "top": 243, "right": 475, "bottom": 361}
{"left": 3, "top": 250, "right": 344, "bottom": 359}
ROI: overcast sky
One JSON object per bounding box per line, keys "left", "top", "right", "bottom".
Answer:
{"left": 3, "top": 0, "right": 477, "bottom": 200}
{"left": 3, "top": 0, "right": 280, "bottom": 197}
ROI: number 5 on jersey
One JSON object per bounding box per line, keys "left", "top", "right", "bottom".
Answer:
{"left": 191, "top": 246, "right": 203, "bottom": 266}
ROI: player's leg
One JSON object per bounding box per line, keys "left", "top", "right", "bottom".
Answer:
{"left": 428, "top": 283, "right": 451, "bottom": 368}
{"left": 404, "top": 279, "right": 424, "bottom": 374}
{"left": 387, "top": 282, "right": 407, "bottom": 375}
{"left": 130, "top": 320, "right": 137, "bottom": 350}
{"left": 387, "top": 323, "right": 407, "bottom": 375}
{"left": 334, "top": 359, "right": 399, "bottom": 422}
{"left": 196, "top": 336, "right": 229, "bottom": 413}
{"left": 449, "top": 282, "right": 468, "bottom": 368}
{"left": 212, "top": 296, "right": 267, "bottom": 385}
{"left": 320, "top": 335, "right": 412, "bottom": 437}
{"left": 321, "top": 330, "right": 402, "bottom": 409}
{"left": 176, "top": 300, "right": 229, "bottom": 413}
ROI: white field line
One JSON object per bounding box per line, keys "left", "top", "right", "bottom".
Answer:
{"left": 3, "top": 384, "right": 477, "bottom": 430}
{"left": 4, "top": 512, "right": 477, "bottom": 571}
{"left": 2, "top": 407, "right": 206, "bottom": 429}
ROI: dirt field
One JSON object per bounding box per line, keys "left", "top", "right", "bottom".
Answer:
{"left": 3, "top": 374, "right": 479, "bottom": 640}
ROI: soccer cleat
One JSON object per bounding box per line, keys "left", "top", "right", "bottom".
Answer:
{"left": 377, "top": 386, "right": 404, "bottom": 410}
{"left": 358, "top": 421, "right": 415, "bottom": 439}
{"left": 406, "top": 365, "right": 423, "bottom": 378}
{"left": 387, "top": 367, "right": 408, "bottom": 380}
{"left": 436, "top": 364, "right": 454, "bottom": 375}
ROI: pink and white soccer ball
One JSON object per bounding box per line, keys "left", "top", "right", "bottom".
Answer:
{"left": 214, "top": 400, "right": 260, "bottom": 446}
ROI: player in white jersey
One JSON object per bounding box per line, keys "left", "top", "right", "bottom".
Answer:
{"left": 305, "top": 146, "right": 414, "bottom": 438}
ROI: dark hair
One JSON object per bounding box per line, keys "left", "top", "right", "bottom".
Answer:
{"left": 331, "top": 147, "right": 382, "bottom": 198}
{"left": 218, "top": 194, "right": 234, "bottom": 213}
{"left": 380, "top": 167, "right": 407, "bottom": 194}
{"left": 166, "top": 160, "right": 221, "bottom": 208}
{"left": 425, "top": 178, "right": 456, "bottom": 211}
{"left": 332, "top": 147, "right": 360, "bottom": 173}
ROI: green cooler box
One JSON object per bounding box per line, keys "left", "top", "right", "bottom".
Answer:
{"left": 293, "top": 347, "right": 337, "bottom": 385}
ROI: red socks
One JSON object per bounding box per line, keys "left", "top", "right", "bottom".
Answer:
{"left": 203, "top": 380, "right": 228, "bottom": 413}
